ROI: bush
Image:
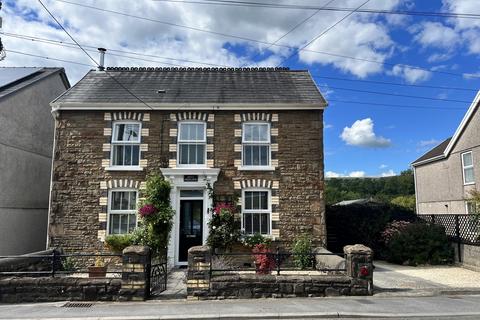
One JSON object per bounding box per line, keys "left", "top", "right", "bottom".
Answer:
{"left": 326, "top": 203, "right": 417, "bottom": 258}
{"left": 292, "top": 234, "right": 314, "bottom": 270}
{"left": 252, "top": 244, "right": 274, "bottom": 274}
{"left": 381, "top": 220, "right": 411, "bottom": 245}
{"left": 207, "top": 203, "right": 241, "bottom": 250}
{"left": 105, "top": 234, "right": 133, "bottom": 253}
{"left": 385, "top": 222, "right": 454, "bottom": 266}
{"left": 242, "top": 233, "right": 271, "bottom": 248}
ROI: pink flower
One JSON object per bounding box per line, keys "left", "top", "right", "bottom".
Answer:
{"left": 139, "top": 204, "right": 157, "bottom": 218}
{"left": 213, "top": 202, "right": 235, "bottom": 215}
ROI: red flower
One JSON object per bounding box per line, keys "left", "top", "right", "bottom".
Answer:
{"left": 139, "top": 204, "right": 157, "bottom": 218}
{"left": 213, "top": 202, "right": 235, "bottom": 215}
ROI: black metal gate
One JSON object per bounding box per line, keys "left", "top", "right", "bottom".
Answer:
{"left": 146, "top": 250, "right": 168, "bottom": 298}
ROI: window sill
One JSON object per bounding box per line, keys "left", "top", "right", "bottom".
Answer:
{"left": 238, "top": 166, "right": 276, "bottom": 171}
{"left": 105, "top": 166, "right": 143, "bottom": 171}
{"left": 464, "top": 182, "right": 476, "bottom": 186}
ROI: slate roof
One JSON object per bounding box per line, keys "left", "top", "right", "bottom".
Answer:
{"left": 412, "top": 137, "right": 452, "bottom": 165}
{"left": 0, "top": 67, "right": 70, "bottom": 100}
{"left": 52, "top": 67, "right": 327, "bottom": 106}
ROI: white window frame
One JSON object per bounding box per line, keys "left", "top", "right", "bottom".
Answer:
{"left": 177, "top": 121, "right": 207, "bottom": 167}
{"left": 466, "top": 201, "right": 478, "bottom": 214}
{"left": 109, "top": 121, "right": 142, "bottom": 170}
{"left": 240, "top": 122, "right": 272, "bottom": 171}
{"left": 461, "top": 151, "right": 475, "bottom": 185}
{"left": 107, "top": 189, "right": 138, "bottom": 235}
{"left": 241, "top": 188, "right": 272, "bottom": 235}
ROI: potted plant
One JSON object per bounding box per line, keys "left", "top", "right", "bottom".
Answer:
{"left": 88, "top": 256, "right": 108, "bottom": 278}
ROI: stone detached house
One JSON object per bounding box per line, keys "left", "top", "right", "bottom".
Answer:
{"left": 0, "top": 67, "right": 70, "bottom": 255}
{"left": 412, "top": 91, "right": 480, "bottom": 215}
{"left": 48, "top": 67, "right": 328, "bottom": 265}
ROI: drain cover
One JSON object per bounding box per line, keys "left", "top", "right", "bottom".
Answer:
{"left": 63, "top": 302, "right": 94, "bottom": 308}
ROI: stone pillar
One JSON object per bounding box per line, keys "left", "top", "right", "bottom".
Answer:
{"left": 344, "top": 244, "right": 373, "bottom": 295}
{"left": 187, "top": 245, "right": 211, "bottom": 300}
{"left": 120, "top": 246, "right": 151, "bottom": 301}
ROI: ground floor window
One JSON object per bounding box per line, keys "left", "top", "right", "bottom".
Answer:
{"left": 242, "top": 190, "right": 271, "bottom": 235}
{"left": 108, "top": 190, "right": 137, "bottom": 234}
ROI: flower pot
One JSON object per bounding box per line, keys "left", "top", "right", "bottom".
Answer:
{"left": 88, "top": 266, "right": 107, "bottom": 278}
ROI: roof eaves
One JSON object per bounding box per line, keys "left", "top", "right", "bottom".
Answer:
{"left": 442, "top": 90, "right": 480, "bottom": 157}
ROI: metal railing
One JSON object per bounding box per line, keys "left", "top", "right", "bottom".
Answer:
{"left": 210, "top": 247, "right": 346, "bottom": 276}
{"left": 0, "top": 252, "right": 123, "bottom": 278}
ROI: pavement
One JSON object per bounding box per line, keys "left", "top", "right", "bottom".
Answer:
{"left": 2, "top": 295, "right": 480, "bottom": 319}
{"left": 152, "top": 268, "right": 187, "bottom": 299}
{"left": 373, "top": 261, "right": 480, "bottom": 296}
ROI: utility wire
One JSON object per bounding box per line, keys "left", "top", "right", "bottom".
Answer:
{"left": 244, "top": 0, "right": 336, "bottom": 67}
{"left": 5, "top": 49, "right": 95, "bottom": 67}
{"left": 312, "top": 75, "right": 477, "bottom": 92}
{"left": 328, "top": 99, "right": 466, "bottom": 111}
{"left": 38, "top": 0, "right": 156, "bottom": 111}
{"left": 3, "top": 50, "right": 470, "bottom": 111}
{"left": 52, "top": 0, "right": 476, "bottom": 79}
{"left": 318, "top": 85, "right": 472, "bottom": 103}
{"left": 276, "top": 0, "right": 371, "bottom": 67}
{"left": 153, "top": 0, "right": 480, "bottom": 19}
{"left": 5, "top": 32, "right": 478, "bottom": 93}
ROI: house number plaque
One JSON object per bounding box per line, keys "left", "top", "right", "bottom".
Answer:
{"left": 183, "top": 175, "right": 198, "bottom": 182}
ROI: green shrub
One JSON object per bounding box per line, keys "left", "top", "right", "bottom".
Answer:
{"left": 292, "top": 234, "right": 314, "bottom": 270}
{"left": 385, "top": 222, "right": 454, "bottom": 266}
{"left": 105, "top": 234, "right": 134, "bottom": 253}
{"left": 242, "top": 233, "right": 271, "bottom": 248}
{"left": 207, "top": 203, "right": 241, "bottom": 250}
{"left": 326, "top": 203, "right": 417, "bottom": 257}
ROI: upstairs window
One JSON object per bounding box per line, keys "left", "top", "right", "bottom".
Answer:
{"left": 242, "top": 123, "right": 270, "bottom": 167}
{"left": 462, "top": 151, "right": 474, "bottom": 185}
{"left": 178, "top": 122, "right": 206, "bottom": 166}
{"left": 242, "top": 190, "right": 271, "bottom": 235}
{"left": 111, "top": 122, "right": 141, "bottom": 167}
{"left": 108, "top": 190, "right": 137, "bottom": 234}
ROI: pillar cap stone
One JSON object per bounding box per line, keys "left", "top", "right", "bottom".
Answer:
{"left": 343, "top": 244, "right": 373, "bottom": 255}
{"left": 122, "top": 246, "right": 151, "bottom": 256}
{"left": 188, "top": 245, "right": 211, "bottom": 254}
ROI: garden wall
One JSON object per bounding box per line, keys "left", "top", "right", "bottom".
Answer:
{"left": 0, "top": 246, "right": 150, "bottom": 303}
{"left": 454, "top": 243, "right": 480, "bottom": 271}
{"left": 187, "top": 244, "right": 373, "bottom": 300}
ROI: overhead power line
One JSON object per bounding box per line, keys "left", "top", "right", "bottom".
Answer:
{"left": 51, "top": 0, "right": 478, "bottom": 79}
{"left": 4, "top": 32, "right": 478, "bottom": 94}
{"left": 153, "top": 0, "right": 480, "bottom": 20}
{"left": 37, "top": 0, "right": 156, "bottom": 111}
{"left": 327, "top": 99, "right": 466, "bottom": 111}
{"left": 276, "top": 0, "right": 371, "bottom": 67}
{"left": 318, "top": 85, "right": 472, "bottom": 103}
{"left": 5, "top": 49, "right": 95, "bottom": 67}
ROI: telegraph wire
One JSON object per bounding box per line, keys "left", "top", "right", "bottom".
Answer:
{"left": 50, "top": 0, "right": 476, "bottom": 79}
{"left": 4, "top": 32, "right": 478, "bottom": 93}
{"left": 5, "top": 49, "right": 95, "bottom": 67}
{"left": 276, "top": 0, "right": 371, "bottom": 67}
{"left": 152, "top": 0, "right": 480, "bottom": 20}
{"left": 38, "top": 0, "right": 156, "bottom": 111}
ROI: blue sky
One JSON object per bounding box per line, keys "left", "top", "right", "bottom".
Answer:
{"left": 2, "top": 0, "right": 479, "bottom": 177}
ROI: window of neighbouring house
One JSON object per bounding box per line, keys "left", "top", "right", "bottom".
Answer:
{"left": 111, "top": 122, "right": 141, "bottom": 167}
{"left": 108, "top": 190, "right": 137, "bottom": 234}
{"left": 178, "top": 122, "right": 206, "bottom": 166}
{"left": 466, "top": 201, "right": 478, "bottom": 214}
{"left": 242, "top": 122, "right": 270, "bottom": 167}
{"left": 242, "top": 190, "right": 271, "bottom": 235}
{"left": 462, "top": 151, "right": 474, "bottom": 185}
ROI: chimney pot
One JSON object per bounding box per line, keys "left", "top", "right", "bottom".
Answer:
{"left": 98, "top": 48, "right": 106, "bottom": 71}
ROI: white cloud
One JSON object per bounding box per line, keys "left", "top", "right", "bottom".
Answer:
{"left": 413, "top": 22, "right": 460, "bottom": 50}
{"left": 418, "top": 139, "right": 441, "bottom": 147}
{"left": 381, "top": 169, "right": 396, "bottom": 177}
{"left": 379, "top": 164, "right": 388, "bottom": 169}
{"left": 0, "top": 0, "right": 407, "bottom": 83}
{"left": 324, "top": 122, "right": 333, "bottom": 129}
{"left": 340, "top": 118, "right": 391, "bottom": 148}
{"left": 390, "top": 64, "right": 432, "bottom": 84}
{"left": 325, "top": 171, "right": 366, "bottom": 178}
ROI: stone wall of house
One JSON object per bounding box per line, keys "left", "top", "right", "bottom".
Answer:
{"left": 49, "top": 109, "right": 325, "bottom": 252}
